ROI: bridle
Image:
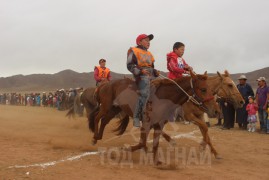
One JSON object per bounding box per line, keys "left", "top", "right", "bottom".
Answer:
{"left": 158, "top": 74, "right": 215, "bottom": 112}
{"left": 213, "top": 77, "right": 242, "bottom": 104}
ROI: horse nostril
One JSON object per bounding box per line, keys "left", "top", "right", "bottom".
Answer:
{"left": 240, "top": 101, "right": 244, "bottom": 105}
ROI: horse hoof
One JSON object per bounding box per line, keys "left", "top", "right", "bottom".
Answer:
{"left": 122, "top": 144, "right": 131, "bottom": 151}
{"left": 169, "top": 139, "right": 177, "bottom": 147}
{"left": 199, "top": 145, "right": 206, "bottom": 152}
{"left": 154, "top": 161, "right": 163, "bottom": 166}
{"left": 215, "top": 154, "right": 222, "bottom": 159}
{"left": 91, "top": 139, "right": 97, "bottom": 145}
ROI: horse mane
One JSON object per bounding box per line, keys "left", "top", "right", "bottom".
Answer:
{"left": 196, "top": 74, "right": 208, "bottom": 80}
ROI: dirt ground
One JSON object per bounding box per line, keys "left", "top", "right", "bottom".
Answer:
{"left": 0, "top": 105, "right": 268, "bottom": 180}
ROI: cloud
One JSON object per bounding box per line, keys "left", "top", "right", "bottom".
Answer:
{"left": 0, "top": 0, "right": 269, "bottom": 77}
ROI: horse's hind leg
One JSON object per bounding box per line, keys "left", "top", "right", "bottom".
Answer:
{"left": 162, "top": 131, "right": 177, "bottom": 147}
{"left": 152, "top": 124, "right": 163, "bottom": 165}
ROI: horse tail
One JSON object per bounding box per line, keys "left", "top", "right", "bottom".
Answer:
{"left": 89, "top": 103, "right": 100, "bottom": 132}
{"left": 66, "top": 105, "right": 75, "bottom": 118}
{"left": 66, "top": 93, "right": 81, "bottom": 118}
{"left": 113, "top": 115, "right": 130, "bottom": 135}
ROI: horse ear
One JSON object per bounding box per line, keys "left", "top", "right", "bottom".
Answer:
{"left": 204, "top": 71, "right": 207, "bottom": 76}
{"left": 217, "top": 71, "right": 223, "bottom": 80}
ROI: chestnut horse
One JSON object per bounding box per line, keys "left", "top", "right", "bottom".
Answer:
{"left": 159, "top": 70, "right": 244, "bottom": 159}
{"left": 90, "top": 71, "right": 244, "bottom": 162}
{"left": 89, "top": 71, "right": 218, "bottom": 164}
{"left": 113, "top": 71, "right": 244, "bottom": 161}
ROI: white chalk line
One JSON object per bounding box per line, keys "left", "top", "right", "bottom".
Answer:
{"left": 8, "top": 151, "right": 99, "bottom": 169}
{"left": 8, "top": 130, "right": 201, "bottom": 169}
{"left": 147, "top": 129, "right": 201, "bottom": 143}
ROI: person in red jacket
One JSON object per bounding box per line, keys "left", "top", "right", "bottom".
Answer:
{"left": 94, "top": 59, "right": 111, "bottom": 86}
{"left": 246, "top": 96, "right": 258, "bottom": 132}
{"left": 167, "top": 42, "right": 192, "bottom": 79}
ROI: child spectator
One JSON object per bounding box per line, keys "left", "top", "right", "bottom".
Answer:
{"left": 246, "top": 96, "right": 258, "bottom": 132}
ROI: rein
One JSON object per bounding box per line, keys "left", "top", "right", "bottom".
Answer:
{"left": 158, "top": 74, "right": 214, "bottom": 111}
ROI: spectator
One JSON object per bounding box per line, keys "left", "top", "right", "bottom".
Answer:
{"left": 36, "top": 94, "right": 41, "bottom": 106}
{"left": 42, "top": 92, "right": 47, "bottom": 107}
{"left": 220, "top": 98, "right": 235, "bottom": 130}
{"left": 215, "top": 97, "right": 223, "bottom": 126}
{"left": 246, "top": 96, "right": 258, "bottom": 132}
{"left": 255, "top": 77, "right": 269, "bottom": 134}
{"left": 236, "top": 75, "right": 254, "bottom": 130}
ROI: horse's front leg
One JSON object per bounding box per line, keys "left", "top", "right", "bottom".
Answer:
{"left": 92, "top": 111, "right": 104, "bottom": 145}
{"left": 187, "top": 113, "right": 220, "bottom": 159}
{"left": 130, "top": 126, "right": 150, "bottom": 152}
{"left": 152, "top": 123, "right": 163, "bottom": 165}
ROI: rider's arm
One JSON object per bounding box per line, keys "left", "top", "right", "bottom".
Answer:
{"left": 182, "top": 58, "right": 192, "bottom": 71}
{"left": 94, "top": 67, "right": 102, "bottom": 82}
{"left": 127, "top": 49, "right": 141, "bottom": 76}
{"left": 107, "top": 71, "right": 111, "bottom": 81}
{"left": 168, "top": 57, "right": 186, "bottom": 74}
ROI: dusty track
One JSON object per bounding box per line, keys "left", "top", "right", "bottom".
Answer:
{"left": 0, "top": 105, "right": 268, "bottom": 180}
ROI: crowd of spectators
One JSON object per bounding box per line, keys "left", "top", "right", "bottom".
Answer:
{"left": 0, "top": 87, "right": 84, "bottom": 112}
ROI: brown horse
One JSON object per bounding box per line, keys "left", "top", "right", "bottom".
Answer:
{"left": 159, "top": 70, "right": 244, "bottom": 159}
{"left": 66, "top": 87, "right": 97, "bottom": 120}
{"left": 90, "top": 71, "right": 218, "bottom": 164}
{"left": 90, "top": 71, "right": 244, "bottom": 162}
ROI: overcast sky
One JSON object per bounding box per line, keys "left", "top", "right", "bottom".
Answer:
{"left": 1, "top": 0, "right": 268, "bottom": 77}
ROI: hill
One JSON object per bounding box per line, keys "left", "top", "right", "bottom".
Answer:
{"left": 0, "top": 67, "right": 268, "bottom": 92}
{"left": 0, "top": 69, "right": 131, "bottom": 92}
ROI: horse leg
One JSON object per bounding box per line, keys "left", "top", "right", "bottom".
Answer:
{"left": 152, "top": 124, "right": 163, "bottom": 165}
{"left": 188, "top": 113, "right": 220, "bottom": 159}
{"left": 130, "top": 126, "right": 150, "bottom": 152}
{"left": 197, "top": 124, "right": 220, "bottom": 158}
{"left": 161, "top": 131, "right": 177, "bottom": 147}
{"left": 92, "top": 110, "right": 105, "bottom": 145}
{"left": 98, "top": 107, "right": 121, "bottom": 140}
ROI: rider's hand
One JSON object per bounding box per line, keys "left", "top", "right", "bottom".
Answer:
{"left": 141, "top": 69, "right": 150, "bottom": 75}
{"left": 185, "top": 65, "right": 193, "bottom": 71}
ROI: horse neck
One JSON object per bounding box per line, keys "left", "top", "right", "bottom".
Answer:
{"left": 208, "top": 76, "right": 222, "bottom": 95}
{"left": 156, "top": 77, "right": 192, "bottom": 105}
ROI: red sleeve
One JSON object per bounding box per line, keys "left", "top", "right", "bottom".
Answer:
{"left": 254, "top": 103, "right": 258, "bottom": 111}
{"left": 107, "top": 71, "right": 111, "bottom": 81}
{"left": 94, "top": 68, "right": 101, "bottom": 82}
{"left": 246, "top": 104, "right": 250, "bottom": 111}
{"left": 168, "top": 57, "right": 185, "bottom": 74}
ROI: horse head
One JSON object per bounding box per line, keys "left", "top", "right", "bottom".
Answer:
{"left": 187, "top": 71, "right": 219, "bottom": 117}
{"left": 216, "top": 70, "right": 244, "bottom": 109}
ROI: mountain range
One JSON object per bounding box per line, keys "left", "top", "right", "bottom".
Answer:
{"left": 0, "top": 67, "right": 268, "bottom": 92}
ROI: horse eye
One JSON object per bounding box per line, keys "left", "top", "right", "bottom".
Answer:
{"left": 200, "top": 88, "right": 207, "bottom": 93}
{"left": 228, "top": 84, "right": 233, "bottom": 88}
